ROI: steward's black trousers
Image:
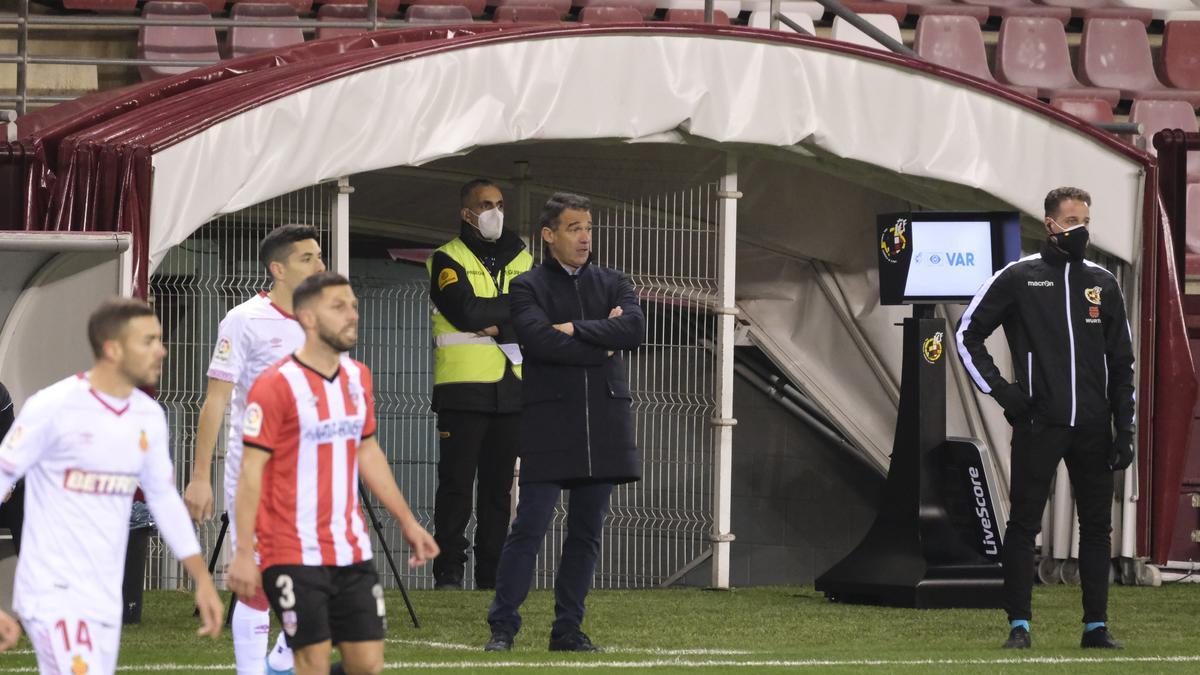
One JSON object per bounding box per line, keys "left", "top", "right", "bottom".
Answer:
{"left": 1004, "top": 421, "right": 1114, "bottom": 624}
{"left": 433, "top": 410, "right": 520, "bottom": 587}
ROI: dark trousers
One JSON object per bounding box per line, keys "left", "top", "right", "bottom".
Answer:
{"left": 1003, "top": 421, "right": 1114, "bottom": 624}
{"left": 433, "top": 410, "right": 520, "bottom": 587}
{"left": 487, "top": 481, "right": 613, "bottom": 638}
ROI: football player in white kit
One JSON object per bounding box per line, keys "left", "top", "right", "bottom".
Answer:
{"left": 184, "top": 224, "right": 325, "bottom": 675}
{"left": 0, "top": 298, "right": 224, "bottom": 673}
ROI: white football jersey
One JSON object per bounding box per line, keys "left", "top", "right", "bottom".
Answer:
{"left": 207, "top": 292, "right": 304, "bottom": 492}
{"left": 0, "top": 374, "right": 200, "bottom": 626}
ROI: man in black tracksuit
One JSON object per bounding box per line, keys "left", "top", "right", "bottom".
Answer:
{"left": 955, "top": 187, "right": 1134, "bottom": 651}
{"left": 427, "top": 180, "right": 532, "bottom": 589}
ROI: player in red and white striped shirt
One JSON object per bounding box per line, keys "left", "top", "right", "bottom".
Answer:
{"left": 228, "top": 272, "right": 437, "bottom": 675}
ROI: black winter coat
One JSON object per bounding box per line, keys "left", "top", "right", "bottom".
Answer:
{"left": 509, "top": 259, "right": 646, "bottom": 485}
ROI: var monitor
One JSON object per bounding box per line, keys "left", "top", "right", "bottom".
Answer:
{"left": 877, "top": 211, "right": 1021, "bottom": 305}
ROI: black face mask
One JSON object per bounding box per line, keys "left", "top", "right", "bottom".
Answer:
{"left": 1049, "top": 225, "right": 1089, "bottom": 261}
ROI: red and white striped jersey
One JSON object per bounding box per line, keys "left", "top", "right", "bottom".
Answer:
{"left": 243, "top": 353, "right": 377, "bottom": 569}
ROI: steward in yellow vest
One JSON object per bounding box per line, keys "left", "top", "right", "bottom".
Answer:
{"left": 426, "top": 179, "right": 531, "bottom": 590}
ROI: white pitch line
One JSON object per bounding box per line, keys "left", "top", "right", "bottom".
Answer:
{"left": 0, "top": 654, "right": 1198, "bottom": 672}
{"left": 388, "top": 638, "right": 754, "bottom": 655}
{"left": 388, "top": 638, "right": 477, "bottom": 651}
{"left": 606, "top": 648, "right": 756, "bottom": 655}
{"left": 378, "top": 654, "right": 1200, "bottom": 669}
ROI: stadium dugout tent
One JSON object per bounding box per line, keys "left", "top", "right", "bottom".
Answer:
{"left": 0, "top": 22, "right": 1193, "bottom": 587}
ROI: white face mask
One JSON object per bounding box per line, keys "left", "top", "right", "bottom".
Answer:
{"left": 471, "top": 208, "right": 504, "bottom": 242}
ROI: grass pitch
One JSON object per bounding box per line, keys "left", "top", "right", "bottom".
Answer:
{"left": 1, "top": 584, "right": 1198, "bottom": 672}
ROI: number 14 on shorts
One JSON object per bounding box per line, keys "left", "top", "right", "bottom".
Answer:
{"left": 27, "top": 615, "right": 118, "bottom": 675}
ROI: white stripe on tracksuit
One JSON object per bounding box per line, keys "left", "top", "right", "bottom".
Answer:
{"left": 955, "top": 253, "right": 1042, "bottom": 394}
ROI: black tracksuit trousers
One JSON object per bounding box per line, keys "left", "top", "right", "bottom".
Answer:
{"left": 433, "top": 410, "right": 520, "bottom": 587}
{"left": 1003, "top": 421, "right": 1114, "bottom": 624}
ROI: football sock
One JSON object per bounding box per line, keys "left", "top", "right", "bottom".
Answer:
{"left": 266, "top": 631, "right": 294, "bottom": 671}
{"left": 232, "top": 600, "right": 270, "bottom": 675}
{"left": 1010, "top": 620, "right": 1030, "bottom": 632}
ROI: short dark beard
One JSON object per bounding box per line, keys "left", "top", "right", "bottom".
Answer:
{"left": 318, "top": 325, "right": 355, "bottom": 352}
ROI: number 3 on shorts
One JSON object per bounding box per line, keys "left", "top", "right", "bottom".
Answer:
{"left": 275, "top": 575, "right": 296, "bottom": 610}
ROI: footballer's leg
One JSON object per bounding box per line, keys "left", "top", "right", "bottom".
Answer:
{"left": 329, "top": 562, "right": 387, "bottom": 675}
{"left": 263, "top": 565, "right": 335, "bottom": 675}
{"left": 226, "top": 481, "right": 273, "bottom": 675}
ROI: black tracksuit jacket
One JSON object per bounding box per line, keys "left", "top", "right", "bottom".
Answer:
{"left": 955, "top": 241, "right": 1135, "bottom": 433}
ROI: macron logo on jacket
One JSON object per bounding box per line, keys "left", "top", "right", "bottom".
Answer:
{"left": 1027, "top": 280, "right": 1055, "bottom": 287}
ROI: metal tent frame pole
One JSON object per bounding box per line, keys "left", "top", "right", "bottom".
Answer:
{"left": 710, "top": 153, "right": 739, "bottom": 588}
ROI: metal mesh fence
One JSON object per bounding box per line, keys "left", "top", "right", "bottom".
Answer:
{"left": 147, "top": 177, "right": 719, "bottom": 592}
{"left": 528, "top": 185, "right": 720, "bottom": 589}
{"left": 148, "top": 184, "right": 335, "bottom": 589}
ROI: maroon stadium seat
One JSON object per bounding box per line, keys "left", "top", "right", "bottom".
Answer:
{"left": 957, "top": 0, "right": 1071, "bottom": 22}
{"left": 493, "top": 4, "right": 563, "bottom": 20}
{"left": 1031, "top": 0, "right": 1153, "bottom": 25}
{"left": 664, "top": 8, "right": 732, "bottom": 22}
{"left": 1049, "top": 97, "right": 1117, "bottom": 124}
{"left": 1161, "top": 21, "right": 1200, "bottom": 90}
{"left": 895, "top": 0, "right": 991, "bottom": 24}
{"left": 232, "top": 0, "right": 314, "bottom": 14}
{"left": 914, "top": 15, "right": 1039, "bottom": 96}
{"left": 840, "top": 1, "right": 909, "bottom": 20}
{"left": 1079, "top": 18, "right": 1200, "bottom": 108}
{"left": 226, "top": 3, "right": 305, "bottom": 59}
{"left": 408, "top": 0, "right": 486, "bottom": 15}
{"left": 575, "top": 0, "right": 658, "bottom": 19}
{"left": 578, "top": 5, "right": 647, "bottom": 20}
{"left": 1129, "top": 98, "right": 1200, "bottom": 179}
{"left": 318, "top": 0, "right": 404, "bottom": 17}
{"left": 316, "top": 3, "right": 378, "bottom": 39}
{"left": 405, "top": 4, "right": 475, "bottom": 21}
{"left": 995, "top": 17, "right": 1121, "bottom": 105}
{"left": 138, "top": 1, "right": 220, "bottom": 81}
{"left": 1189, "top": 183, "right": 1200, "bottom": 254}
{"left": 62, "top": 0, "right": 138, "bottom": 10}
{"left": 495, "top": 0, "right": 571, "bottom": 15}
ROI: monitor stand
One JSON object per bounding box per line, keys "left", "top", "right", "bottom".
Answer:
{"left": 814, "top": 304, "right": 1005, "bottom": 608}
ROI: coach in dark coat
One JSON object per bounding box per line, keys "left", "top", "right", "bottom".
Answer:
{"left": 485, "top": 192, "right": 645, "bottom": 654}
{"left": 511, "top": 256, "right": 643, "bottom": 485}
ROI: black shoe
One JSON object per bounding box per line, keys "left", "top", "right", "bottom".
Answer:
{"left": 434, "top": 579, "right": 462, "bottom": 590}
{"left": 1081, "top": 626, "right": 1124, "bottom": 649}
{"left": 1002, "top": 627, "right": 1031, "bottom": 649}
{"left": 484, "top": 632, "right": 513, "bottom": 652}
{"left": 548, "top": 631, "right": 601, "bottom": 652}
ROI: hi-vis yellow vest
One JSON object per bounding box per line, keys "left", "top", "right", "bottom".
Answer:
{"left": 427, "top": 238, "right": 532, "bottom": 386}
